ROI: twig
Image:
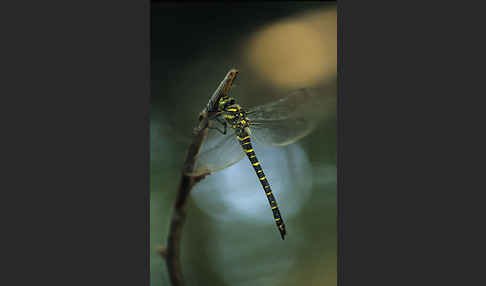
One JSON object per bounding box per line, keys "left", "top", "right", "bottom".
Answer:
{"left": 162, "top": 69, "right": 239, "bottom": 286}
{"left": 164, "top": 111, "right": 210, "bottom": 286}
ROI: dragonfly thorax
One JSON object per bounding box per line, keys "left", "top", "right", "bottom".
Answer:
{"left": 223, "top": 103, "right": 250, "bottom": 130}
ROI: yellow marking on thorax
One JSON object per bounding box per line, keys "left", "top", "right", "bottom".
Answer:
{"left": 275, "top": 217, "right": 281, "bottom": 222}
{"left": 238, "top": 136, "right": 249, "bottom": 141}
{"left": 266, "top": 191, "right": 272, "bottom": 195}
{"left": 271, "top": 206, "right": 277, "bottom": 209}
{"left": 259, "top": 176, "right": 266, "bottom": 181}
{"left": 242, "top": 142, "right": 251, "bottom": 145}
{"left": 250, "top": 155, "right": 256, "bottom": 158}
{"left": 252, "top": 162, "right": 260, "bottom": 166}
{"left": 257, "top": 170, "right": 262, "bottom": 173}
{"left": 264, "top": 185, "right": 270, "bottom": 189}
{"left": 227, "top": 108, "right": 237, "bottom": 112}
{"left": 245, "top": 149, "right": 254, "bottom": 153}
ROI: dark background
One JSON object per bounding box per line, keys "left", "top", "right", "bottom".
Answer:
{"left": 152, "top": 2, "right": 337, "bottom": 286}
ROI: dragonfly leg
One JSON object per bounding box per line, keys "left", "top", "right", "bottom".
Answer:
{"left": 209, "top": 116, "right": 227, "bottom": 135}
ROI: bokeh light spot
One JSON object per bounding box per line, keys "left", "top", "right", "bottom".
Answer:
{"left": 245, "top": 8, "right": 337, "bottom": 88}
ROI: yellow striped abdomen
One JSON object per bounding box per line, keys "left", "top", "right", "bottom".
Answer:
{"left": 237, "top": 132, "right": 287, "bottom": 240}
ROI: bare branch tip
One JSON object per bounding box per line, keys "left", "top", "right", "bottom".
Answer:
{"left": 157, "top": 247, "right": 168, "bottom": 259}
{"left": 193, "top": 171, "right": 211, "bottom": 183}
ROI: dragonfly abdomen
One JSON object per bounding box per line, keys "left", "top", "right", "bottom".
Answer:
{"left": 237, "top": 133, "right": 287, "bottom": 240}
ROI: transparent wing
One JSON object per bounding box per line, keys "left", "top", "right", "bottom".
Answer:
{"left": 188, "top": 126, "right": 245, "bottom": 175}
{"left": 246, "top": 88, "right": 325, "bottom": 146}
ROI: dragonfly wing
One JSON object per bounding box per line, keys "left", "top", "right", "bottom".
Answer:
{"left": 246, "top": 88, "right": 326, "bottom": 146}
{"left": 189, "top": 127, "right": 245, "bottom": 175}
{"left": 248, "top": 117, "right": 317, "bottom": 146}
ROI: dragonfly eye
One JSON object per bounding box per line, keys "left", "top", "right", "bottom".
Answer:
{"left": 218, "top": 100, "right": 225, "bottom": 110}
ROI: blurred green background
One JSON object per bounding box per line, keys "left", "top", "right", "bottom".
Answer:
{"left": 151, "top": 2, "right": 337, "bottom": 286}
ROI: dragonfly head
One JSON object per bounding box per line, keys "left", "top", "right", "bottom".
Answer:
{"left": 218, "top": 96, "right": 236, "bottom": 111}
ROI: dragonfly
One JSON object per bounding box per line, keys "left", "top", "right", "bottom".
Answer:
{"left": 190, "top": 69, "right": 326, "bottom": 240}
